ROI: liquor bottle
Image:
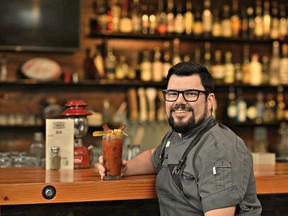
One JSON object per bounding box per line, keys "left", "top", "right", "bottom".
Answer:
{"left": 212, "top": 9, "right": 221, "bottom": 37}
{"left": 262, "top": 1, "right": 271, "bottom": 39}
{"left": 0, "top": 57, "right": 7, "bottom": 81}
{"left": 234, "top": 63, "right": 242, "bottom": 84}
{"left": 111, "top": 0, "right": 121, "bottom": 32}
{"left": 203, "top": 42, "right": 211, "bottom": 72}
{"left": 277, "top": 85, "right": 285, "bottom": 121}
{"left": 172, "top": 38, "right": 181, "bottom": 66}
{"left": 193, "top": 7, "right": 203, "bottom": 37}
{"left": 202, "top": 0, "right": 213, "bottom": 37}
{"left": 249, "top": 54, "right": 262, "bottom": 86}
{"left": 166, "top": 0, "right": 174, "bottom": 34}
{"left": 115, "top": 55, "right": 129, "bottom": 80}
{"left": 227, "top": 87, "right": 237, "bottom": 122}
{"left": 230, "top": 0, "right": 240, "bottom": 37}
{"left": 141, "top": 5, "right": 149, "bottom": 34}
{"left": 279, "top": 3, "right": 287, "bottom": 41}
{"left": 84, "top": 48, "right": 97, "bottom": 80}
{"left": 162, "top": 41, "right": 172, "bottom": 79}
{"left": 194, "top": 48, "right": 202, "bottom": 64}
{"left": 269, "top": 41, "right": 280, "bottom": 86}
{"left": 255, "top": 92, "right": 265, "bottom": 124}
{"left": 156, "top": 0, "right": 168, "bottom": 34}
{"left": 98, "top": 1, "right": 108, "bottom": 32}
{"left": 240, "top": 7, "right": 248, "bottom": 38}
{"left": 174, "top": 2, "right": 184, "bottom": 34}
{"left": 131, "top": 0, "right": 142, "bottom": 33}
{"left": 254, "top": 0, "right": 264, "bottom": 38}
{"left": 106, "top": 0, "right": 113, "bottom": 32}
{"left": 184, "top": 0, "right": 194, "bottom": 35}
{"left": 261, "top": 55, "right": 269, "bottom": 85}
{"left": 263, "top": 93, "right": 276, "bottom": 123}
{"left": 152, "top": 46, "right": 163, "bottom": 82}
{"left": 129, "top": 52, "right": 140, "bottom": 80}
{"left": 29, "top": 132, "right": 45, "bottom": 166}
{"left": 224, "top": 51, "right": 235, "bottom": 84}
{"left": 149, "top": 5, "right": 157, "bottom": 34}
{"left": 211, "top": 50, "right": 224, "bottom": 84}
{"left": 247, "top": 6, "right": 255, "bottom": 39}
{"left": 236, "top": 88, "right": 247, "bottom": 123}
{"left": 270, "top": 1, "right": 279, "bottom": 39}
{"left": 140, "top": 50, "right": 152, "bottom": 81}
{"left": 105, "top": 47, "right": 116, "bottom": 80}
{"left": 183, "top": 54, "right": 191, "bottom": 62}
{"left": 279, "top": 43, "right": 288, "bottom": 85}
{"left": 242, "top": 44, "right": 251, "bottom": 84}
{"left": 93, "top": 45, "right": 105, "bottom": 79}
{"left": 221, "top": 4, "right": 232, "bottom": 38}
{"left": 90, "top": 0, "right": 100, "bottom": 34}
{"left": 119, "top": 0, "right": 132, "bottom": 33}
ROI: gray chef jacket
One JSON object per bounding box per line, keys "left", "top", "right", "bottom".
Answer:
{"left": 152, "top": 117, "right": 262, "bottom": 215}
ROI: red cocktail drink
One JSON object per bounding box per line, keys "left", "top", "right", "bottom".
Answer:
{"left": 102, "top": 133, "right": 123, "bottom": 180}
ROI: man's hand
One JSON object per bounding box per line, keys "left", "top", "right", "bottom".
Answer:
{"left": 95, "top": 155, "right": 127, "bottom": 179}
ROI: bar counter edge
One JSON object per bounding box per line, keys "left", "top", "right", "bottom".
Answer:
{"left": 1, "top": 163, "right": 288, "bottom": 206}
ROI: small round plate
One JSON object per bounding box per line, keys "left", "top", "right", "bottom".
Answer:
{"left": 21, "top": 58, "right": 62, "bottom": 82}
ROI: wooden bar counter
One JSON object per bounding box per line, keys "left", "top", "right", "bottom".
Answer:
{"left": 0, "top": 163, "right": 288, "bottom": 206}
{"left": 1, "top": 163, "right": 288, "bottom": 216}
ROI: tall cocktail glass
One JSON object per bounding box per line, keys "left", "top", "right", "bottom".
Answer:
{"left": 102, "top": 133, "right": 123, "bottom": 180}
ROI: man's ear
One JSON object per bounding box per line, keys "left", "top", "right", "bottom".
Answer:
{"left": 207, "top": 93, "right": 215, "bottom": 113}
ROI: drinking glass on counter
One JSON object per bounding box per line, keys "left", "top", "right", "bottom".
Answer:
{"left": 102, "top": 133, "right": 123, "bottom": 180}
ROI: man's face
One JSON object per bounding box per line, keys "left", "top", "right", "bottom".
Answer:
{"left": 165, "top": 74, "right": 215, "bottom": 134}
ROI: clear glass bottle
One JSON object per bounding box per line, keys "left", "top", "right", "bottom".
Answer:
{"left": 262, "top": 1, "right": 271, "bottom": 39}
{"left": 105, "top": 47, "right": 116, "bottom": 80}
{"left": 184, "top": 0, "right": 194, "bottom": 35}
{"left": 140, "top": 50, "right": 152, "bottom": 81}
{"left": 152, "top": 46, "right": 163, "bottom": 82}
{"left": 211, "top": 50, "right": 224, "bottom": 84}
{"left": 174, "top": 2, "right": 184, "bottom": 34}
{"left": 29, "top": 132, "right": 45, "bottom": 166}
{"left": 202, "top": 0, "right": 213, "bottom": 37}
{"left": 249, "top": 53, "right": 262, "bottom": 86}
{"left": 224, "top": 51, "right": 235, "bottom": 84}
{"left": 51, "top": 146, "right": 61, "bottom": 170}
{"left": 269, "top": 41, "right": 280, "bottom": 86}
{"left": 131, "top": 0, "right": 142, "bottom": 33}
{"left": 156, "top": 0, "right": 168, "bottom": 35}
{"left": 221, "top": 4, "right": 232, "bottom": 38}
{"left": 254, "top": 0, "right": 263, "bottom": 38}
{"left": 230, "top": 0, "right": 240, "bottom": 37}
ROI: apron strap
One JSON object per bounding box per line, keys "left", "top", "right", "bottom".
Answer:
{"left": 171, "top": 119, "right": 216, "bottom": 191}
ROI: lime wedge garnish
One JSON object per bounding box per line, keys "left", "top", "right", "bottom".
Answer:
{"left": 92, "top": 131, "right": 106, "bottom": 137}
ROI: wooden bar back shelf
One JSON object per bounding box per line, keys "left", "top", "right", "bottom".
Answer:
{"left": 1, "top": 163, "right": 288, "bottom": 206}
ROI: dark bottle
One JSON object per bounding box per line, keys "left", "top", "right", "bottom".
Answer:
{"left": 240, "top": 7, "right": 248, "bottom": 38}
{"left": 156, "top": 0, "right": 168, "bottom": 34}
{"left": 247, "top": 6, "right": 255, "bottom": 39}
{"left": 83, "top": 48, "right": 100, "bottom": 80}
{"left": 89, "top": 0, "right": 101, "bottom": 34}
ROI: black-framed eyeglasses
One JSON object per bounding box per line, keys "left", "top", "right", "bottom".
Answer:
{"left": 162, "top": 89, "right": 208, "bottom": 102}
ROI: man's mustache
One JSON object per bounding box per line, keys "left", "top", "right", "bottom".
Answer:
{"left": 172, "top": 104, "right": 193, "bottom": 111}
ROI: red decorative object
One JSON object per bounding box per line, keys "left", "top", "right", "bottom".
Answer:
{"left": 61, "top": 99, "right": 92, "bottom": 169}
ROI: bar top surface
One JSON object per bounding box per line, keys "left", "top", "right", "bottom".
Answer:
{"left": 0, "top": 163, "right": 288, "bottom": 205}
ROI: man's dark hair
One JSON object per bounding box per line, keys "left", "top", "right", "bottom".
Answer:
{"left": 166, "top": 61, "right": 215, "bottom": 94}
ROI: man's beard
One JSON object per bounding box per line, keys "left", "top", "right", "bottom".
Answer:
{"left": 168, "top": 103, "right": 208, "bottom": 134}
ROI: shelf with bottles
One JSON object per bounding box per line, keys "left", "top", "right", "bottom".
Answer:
{"left": 89, "top": 0, "right": 288, "bottom": 44}
{"left": 222, "top": 85, "right": 288, "bottom": 128}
